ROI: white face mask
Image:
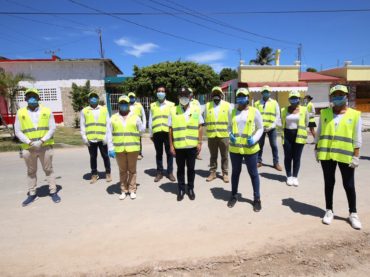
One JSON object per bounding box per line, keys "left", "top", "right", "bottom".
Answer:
{"left": 179, "top": 97, "right": 190, "bottom": 106}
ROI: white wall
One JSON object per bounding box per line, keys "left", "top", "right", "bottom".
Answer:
{"left": 307, "top": 83, "right": 330, "bottom": 108}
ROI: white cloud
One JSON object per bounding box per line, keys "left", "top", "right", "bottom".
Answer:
{"left": 209, "top": 63, "right": 225, "bottom": 73}
{"left": 186, "top": 50, "right": 226, "bottom": 63}
{"left": 114, "top": 37, "right": 158, "bottom": 58}
{"left": 42, "top": 36, "right": 60, "bottom": 41}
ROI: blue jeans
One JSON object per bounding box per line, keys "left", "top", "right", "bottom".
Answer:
{"left": 258, "top": 128, "right": 279, "bottom": 165}
{"left": 153, "top": 131, "right": 173, "bottom": 174}
{"left": 283, "top": 129, "right": 305, "bottom": 177}
{"left": 230, "top": 152, "right": 260, "bottom": 200}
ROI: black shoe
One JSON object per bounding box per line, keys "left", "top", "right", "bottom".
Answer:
{"left": 253, "top": 199, "right": 262, "bottom": 212}
{"left": 227, "top": 195, "right": 237, "bottom": 208}
{"left": 188, "top": 189, "right": 195, "bottom": 200}
{"left": 177, "top": 190, "right": 185, "bottom": 201}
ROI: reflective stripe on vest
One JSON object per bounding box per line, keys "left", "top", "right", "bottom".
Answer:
{"left": 281, "top": 106, "right": 308, "bottom": 144}
{"left": 18, "top": 106, "right": 54, "bottom": 150}
{"left": 171, "top": 105, "right": 200, "bottom": 149}
{"left": 229, "top": 107, "right": 260, "bottom": 155}
{"left": 254, "top": 99, "right": 277, "bottom": 128}
{"left": 83, "top": 106, "right": 108, "bottom": 141}
{"left": 317, "top": 108, "right": 360, "bottom": 164}
{"left": 205, "top": 101, "right": 230, "bottom": 138}
{"left": 111, "top": 113, "right": 140, "bottom": 152}
{"left": 150, "top": 101, "right": 174, "bottom": 134}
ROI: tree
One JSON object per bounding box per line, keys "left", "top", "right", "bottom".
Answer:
{"left": 219, "top": 68, "right": 238, "bottom": 82}
{"left": 249, "top": 47, "right": 275, "bottom": 65}
{"left": 306, "top": 67, "right": 318, "bottom": 72}
{"left": 120, "top": 61, "right": 220, "bottom": 102}
{"left": 69, "top": 80, "right": 95, "bottom": 127}
{"left": 0, "top": 67, "right": 33, "bottom": 136}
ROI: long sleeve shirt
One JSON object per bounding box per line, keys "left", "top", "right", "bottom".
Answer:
{"left": 228, "top": 107, "right": 264, "bottom": 143}
{"left": 80, "top": 105, "right": 110, "bottom": 143}
{"left": 259, "top": 98, "right": 281, "bottom": 128}
{"left": 130, "top": 103, "right": 147, "bottom": 130}
{"left": 107, "top": 112, "right": 145, "bottom": 151}
{"left": 15, "top": 106, "right": 56, "bottom": 145}
{"left": 148, "top": 100, "right": 171, "bottom": 137}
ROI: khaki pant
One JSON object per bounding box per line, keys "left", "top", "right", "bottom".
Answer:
{"left": 116, "top": 151, "right": 139, "bottom": 193}
{"left": 208, "top": 137, "right": 229, "bottom": 174}
{"left": 23, "top": 146, "right": 56, "bottom": 196}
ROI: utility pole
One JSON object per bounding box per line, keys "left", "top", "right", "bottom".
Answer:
{"left": 237, "top": 48, "right": 242, "bottom": 61}
{"left": 297, "top": 43, "right": 302, "bottom": 71}
{"left": 337, "top": 59, "right": 339, "bottom": 67}
{"left": 96, "top": 28, "right": 104, "bottom": 59}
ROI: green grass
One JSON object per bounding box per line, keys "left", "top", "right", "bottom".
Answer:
{"left": 0, "top": 127, "right": 83, "bottom": 152}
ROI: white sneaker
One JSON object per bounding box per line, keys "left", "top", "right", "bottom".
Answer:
{"left": 322, "top": 209, "right": 334, "bottom": 225}
{"left": 349, "top": 213, "right": 362, "bottom": 230}
{"left": 119, "top": 193, "right": 127, "bottom": 200}
{"left": 286, "top": 177, "right": 293, "bottom": 186}
{"left": 292, "top": 177, "right": 299, "bottom": 187}
{"left": 130, "top": 192, "right": 136, "bottom": 199}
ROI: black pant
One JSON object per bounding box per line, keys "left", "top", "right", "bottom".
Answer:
{"left": 153, "top": 131, "right": 173, "bottom": 174}
{"left": 321, "top": 160, "right": 357, "bottom": 213}
{"left": 175, "top": 147, "right": 197, "bottom": 191}
{"left": 88, "top": 141, "right": 111, "bottom": 175}
{"left": 283, "top": 129, "right": 305, "bottom": 177}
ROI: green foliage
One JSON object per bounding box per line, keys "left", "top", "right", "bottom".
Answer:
{"left": 120, "top": 61, "right": 220, "bottom": 102}
{"left": 219, "top": 68, "right": 238, "bottom": 82}
{"left": 306, "top": 67, "right": 318, "bottom": 72}
{"left": 250, "top": 47, "right": 275, "bottom": 65}
{"left": 69, "top": 80, "right": 94, "bottom": 112}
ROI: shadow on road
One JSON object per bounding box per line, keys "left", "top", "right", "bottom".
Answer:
{"left": 281, "top": 197, "right": 347, "bottom": 221}
{"left": 259, "top": 172, "right": 286, "bottom": 183}
{"left": 210, "top": 187, "right": 253, "bottom": 205}
{"left": 82, "top": 172, "right": 107, "bottom": 181}
{"left": 159, "top": 182, "right": 178, "bottom": 195}
{"left": 144, "top": 168, "right": 157, "bottom": 177}
{"left": 195, "top": 169, "right": 209, "bottom": 178}
{"left": 36, "top": 185, "right": 62, "bottom": 197}
{"left": 360, "top": 156, "right": 370, "bottom": 160}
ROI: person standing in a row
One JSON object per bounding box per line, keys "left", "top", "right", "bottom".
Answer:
{"left": 15, "top": 88, "right": 60, "bottom": 206}
{"left": 149, "top": 85, "right": 176, "bottom": 182}
{"left": 281, "top": 91, "right": 309, "bottom": 187}
{"left": 128, "top": 92, "right": 146, "bottom": 160}
{"left": 169, "top": 87, "right": 204, "bottom": 201}
{"left": 316, "top": 85, "right": 362, "bottom": 230}
{"left": 80, "top": 92, "right": 111, "bottom": 184}
{"left": 228, "top": 88, "right": 263, "bottom": 212}
{"left": 304, "top": 95, "right": 317, "bottom": 142}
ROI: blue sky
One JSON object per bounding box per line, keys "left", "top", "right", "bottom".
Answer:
{"left": 1, "top": 0, "right": 370, "bottom": 76}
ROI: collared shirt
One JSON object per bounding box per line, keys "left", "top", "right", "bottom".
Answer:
{"left": 148, "top": 100, "right": 171, "bottom": 136}
{"left": 80, "top": 105, "right": 110, "bottom": 143}
{"left": 259, "top": 98, "right": 281, "bottom": 128}
{"left": 168, "top": 104, "right": 204, "bottom": 127}
{"left": 107, "top": 111, "right": 145, "bottom": 151}
{"left": 15, "top": 105, "right": 56, "bottom": 145}
{"left": 204, "top": 100, "right": 233, "bottom": 122}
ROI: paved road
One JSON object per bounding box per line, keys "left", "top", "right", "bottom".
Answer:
{"left": 0, "top": 134, "right": 369, "bottom": 276}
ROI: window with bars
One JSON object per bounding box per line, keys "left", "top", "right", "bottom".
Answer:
{"left": 16, "top": 88, "right": 58, "bottom": 102}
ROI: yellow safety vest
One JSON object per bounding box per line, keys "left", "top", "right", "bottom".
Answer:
{"left": 255, "top": 99, "right": 277, "bottom": 128}
{"left": 111, "top": 113, "right": 140, "bottom": 153}
{"left": 317, "top": 108, "right": 360, "bottom": 164}
{"left": 17, "top": 105, "right": 54, "bottom": 150}
{"left": 281, "top": 106, "right": 308, "bottom": 144}
{"left": 171, "top": 105, "right": 200, "bottom": 149}
{"left": 82, "top": 106, "right": 108, "bottom": 141}
{"left": 190, "top": 98, "right": 200, "bottom": 108}
{"left": 205, "top": 100, "right": 230, "bottom": 138}
{"left": 131, "top": 102, "right": 143, "bottom": 117}
{"left": 150, "top": 100, "right": 174, "bottom": 134}
{"left": 306, "top": 102, "right": 315, "bottom": 123}
{"left": 229, "top": 107, "right": 260, "bottom": 155}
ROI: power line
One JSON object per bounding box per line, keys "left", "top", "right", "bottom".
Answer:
{"left": 68, "top": 0, "right": 239, "bottom": 52}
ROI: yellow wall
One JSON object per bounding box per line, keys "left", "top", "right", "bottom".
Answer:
{"left": 239, "top": 65, "right": 299, "bottom": 82}
{"left": 347, "top": 67, "right": 370, "bottom": 81}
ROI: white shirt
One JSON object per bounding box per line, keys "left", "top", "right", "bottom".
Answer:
{"left": 314, "top": 111, "right": 362, "bottom": 148}
{"left": 14, "top": 105, "right": 56, "bottom": 145}
{"left": 204, "top": 100, "right": 232, "bottom": 122}
{"left": 284, "top": 109, "right": 309, "bottom": 130}
{"left": 107, "top": 111, "right": 145, "bottom": 151}
{"left": 228, "top": 107, "right": 264, "bottom": 143}
{"left": 259, "top": 98, "right": 281, "bottom": 128}
{"left": 130, "top": 103, "right": 147, "bottom": 129}
{"left": 80, "top": 105, "right": 110, "bottom": 143}
{"left": 148, "top": 100, "right": 171, "bottom": 136}
{"left": 168, "top": 105, "right": 204, "bottom": 127}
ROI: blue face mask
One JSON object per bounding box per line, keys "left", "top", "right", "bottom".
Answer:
{"left": 119, "top": 103, "right": 129, "bottom": 113}
{"left": 331, "top": 96, "right": 347, "bottom": 107}
{"left": 262, "top": 92, "right": 270, "bottom": 101}
{"left": 27, "top": 97, "right": 39, "bottom": 108}
{"left": 236, "top": 96, "right": 249, "bottom": 106}
{"left": 89, "top": 97, "right": 99, "bottom": 105}
{"left": 129, "top": 97, "right": 136, "bottom": 104}
{"left": 289, "top": 98, "right": 300, "bottom": 105}
{"left": 157, "top": 92, "right": 166, "bottom": 101}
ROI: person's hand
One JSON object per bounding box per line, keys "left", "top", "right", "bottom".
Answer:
{"left": 82, "top": 137, "right": 90, "bottom": 147}
{"left": 314, "top": 149, "right": 320, "bottom": 163}
{"left": 197, "top": 143, "right": 202, "bottom": 155}
{"left": 102, "top": 138, "right": 107, "bottom": 145}
{"left": 247, "top": 136, "right": 254, "bottom": 146}
{"left": 108, "top": 150, "right": 116, "bottom": 158}
{"left": 170, "top": 146, "right": 176, "bottom": 157}
{"left": 229, "top": 133, "right": 236, "bottom": 144}
{"left": 349, "top": 156, "right": 360, "bottom": 168}
{"left": 32, "top": 140, "right": 43, "bottom": 148}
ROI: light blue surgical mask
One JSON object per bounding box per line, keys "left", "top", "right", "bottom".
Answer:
{"left": 157, "top": 92, "right": 166, "bottom": 101}
{"left": 179, "top": 97, "right": 190, "bottom": 106}
{"left": 262, "top": 92, "right": 270, "bottom": 101}
{"left": 27, "top": 97, "right": 39, "bottom": 108}
{"left": 89, "top": 97, "right": 99, "bottom": 105}
{"left": 331, "top": 96, "right": 347, "bottom": 107}
{"left": 289, "top": 98, "right": 300, "bottom": 106}
{"left": 236, "top": 96, "right": 249, "bottom": 106}
{"left": 129, "top": 97, "right": 136, "bottom": 104}
{"left": 119, "top": 103, "right": 129, "bottom": 113}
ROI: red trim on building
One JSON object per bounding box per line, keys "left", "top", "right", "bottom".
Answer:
{"left": 299, "top": 72, "right": 343, "bottom": 82}
{"left": 0, "top": 55, "right": 59, "bottom": 63}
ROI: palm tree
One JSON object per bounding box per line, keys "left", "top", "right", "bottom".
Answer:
{"left": 249, "top": 47, "right": 275, "bottom": 65}
{"left": 0, "top": 68, "right": 33, "bottom": 136}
